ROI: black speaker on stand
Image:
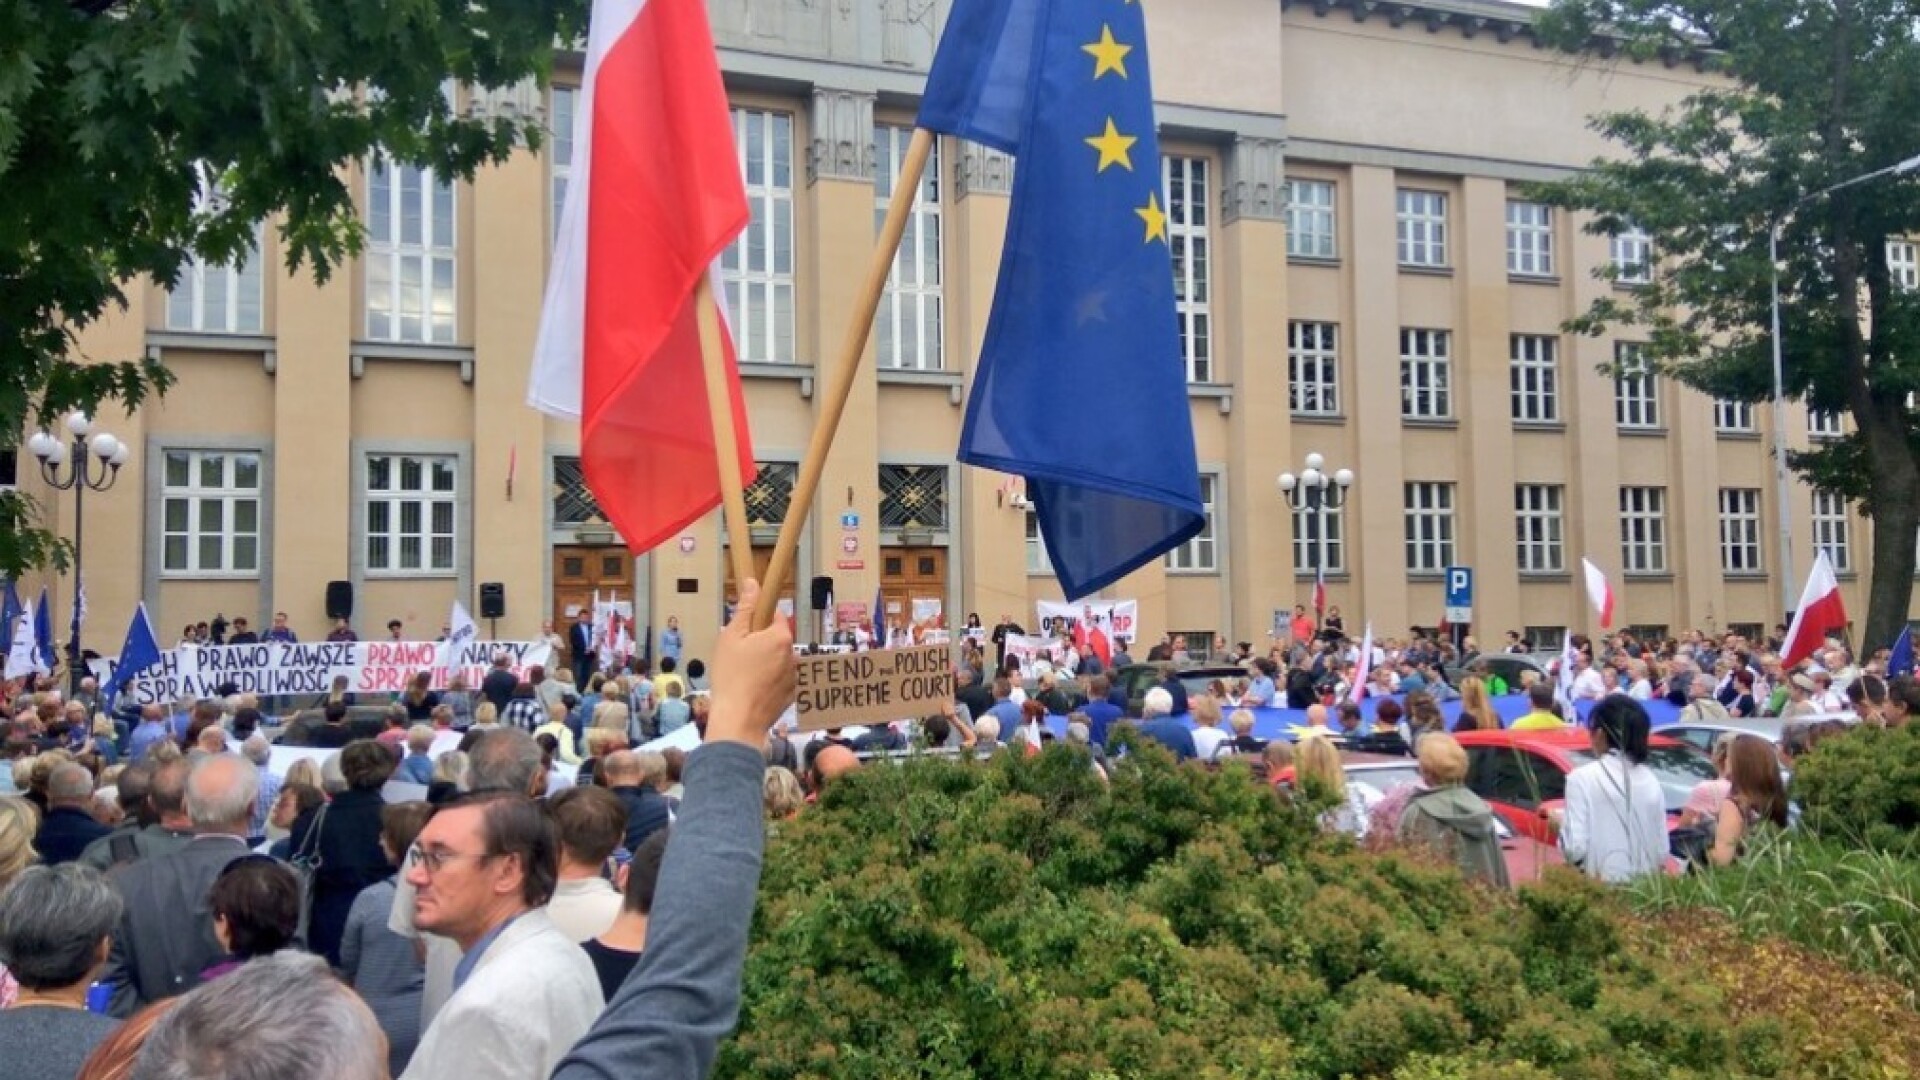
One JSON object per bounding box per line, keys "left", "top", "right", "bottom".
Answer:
{"left": 325, "top": 580, "right": 353, "bottom": 621}
{"left": 479, "top": 582, "right": 506, "bottom": 638}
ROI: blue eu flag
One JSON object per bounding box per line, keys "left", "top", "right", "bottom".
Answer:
{"left": 919, "top": 0, "right": 1203, "bottom": 599}
{"left": 33, "top": 586, "right": 54, "bottom": 672}
{"left": 1891, "top": 625, "right": 1914, "bottom": 679}
{"left": 106, "top": 602, "right": 163, "bottom": 712}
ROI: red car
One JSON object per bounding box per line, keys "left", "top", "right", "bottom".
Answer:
{"left": 1452, "top": 728, "right": 1718, "bottom": 845}
{"left": 1342, "top": 760, "right": 1565, "bottom": 886}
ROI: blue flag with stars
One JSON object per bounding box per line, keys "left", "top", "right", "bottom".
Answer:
{"left": 919, "top": 0, "right": 1203, "bottom": 599}
{"left": 1890, "top": 625, "right": 1914, "bottom": 679}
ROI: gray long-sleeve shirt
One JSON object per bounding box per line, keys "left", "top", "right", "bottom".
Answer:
{"left": 551, "top": 740, "right": 767, "bottom": 1080}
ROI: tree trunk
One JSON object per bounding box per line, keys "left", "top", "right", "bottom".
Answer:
{"left": 1860, "top": 411, "right": 1920, "bottom": 654}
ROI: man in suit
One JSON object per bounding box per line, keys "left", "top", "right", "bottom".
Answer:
{"left": 34, "top": 763, "right": 110, "bottom": 864}
{"left": 569, "top": 609, "right": 596, "bottom": 687}
{"left": 100, "top": 753, "right": 258, "bottom": 1016}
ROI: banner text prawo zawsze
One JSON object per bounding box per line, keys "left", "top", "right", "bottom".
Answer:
{"left": 97, "top": 640, "right": 554, "bottom": 707}
{"left": 793, "top": 644, "right": 952, "bottom": 732}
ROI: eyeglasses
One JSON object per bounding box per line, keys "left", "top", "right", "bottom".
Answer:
{"left": 406, "top": 846, "right": 498, "bottom": 875}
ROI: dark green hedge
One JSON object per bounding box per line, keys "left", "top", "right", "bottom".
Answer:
{"left": 1791, "top": 722, "right": 1920, "bottom": 850}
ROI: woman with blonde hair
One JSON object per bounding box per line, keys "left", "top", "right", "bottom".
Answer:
{"left": 1296, "top": 735, "right": 1368, "bottom": 839}
{"left": 1455, "top": 676, "right": 1501, "bottom": 732}
{"left": 471, "top": 700, "right": 500, "bottom": 729}
{"left": 535, "top": 701, "right": 582, "bottom": 766}
{"left": 592, "top": 699, "right": 632, "bottom": 735}
{"left": 282, "top": 758, "right": 323, "bottom": 793}
{"left": 763, "top": 767, "right": 805, "bottom": 820}
{"left": 1190, "top": 694, "right": 1229, "bottom": 762}
{"left": 0, "top": 795, "right": 42, "bottom": 1007}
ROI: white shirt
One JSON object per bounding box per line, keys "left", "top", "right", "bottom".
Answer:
{"left": 545, "top": 876, "right": 622, "bottom": 944}
{"left": 1192, "top": 726, "right": 1230, "bottom": 761}
{"left": 1560, "top": 754, "right": 1668, "bottom": 883}
{"left": 1571, "top": 667, "right": 1607, "bottom": 702}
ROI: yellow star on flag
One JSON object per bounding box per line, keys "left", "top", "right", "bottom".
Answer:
{"left": 1081, "top": 25, "right": 1132, "bottom": 79}
{"left": 1136, "top": 191, "right": 1167, "bottom": 243}
{"left": 1085, "top": 118, "right": 1137, "bottom": 172}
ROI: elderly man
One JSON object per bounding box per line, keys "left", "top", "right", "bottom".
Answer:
{"left": 79, "top": 758, "right": 193, "bottom": 871}
{"left": 134, "top": 952, "right": 390, "bottom": 1080}
{"left": 398, "top": 790, "right": 605, "bottom": 1079}
{"left": 34, "top": 763, "right": 109, "bottom": 865}
{"left": 603, "top": 750, "right": 672, "bottom": 854}
{"left": 128, "top": 703, "right": 173, "bottom": 764}
{"left": 1679, "top": 675, "right": 1733, "bottom": 724}
{"left": 100, "top": 753, "right": 259, "bottom": 1015}
{"left": 1136, "top": 687, "right": 1197, "bottom": 760}
{"left": 242, "top": 733, "right": 281, "bottom": 838}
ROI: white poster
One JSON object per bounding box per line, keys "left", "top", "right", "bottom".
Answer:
{"left": 104, "top": 640, "right": 554, "bottom": 707}
{"left": 1035, "top": 600, "right": 1139, "bottom": 647}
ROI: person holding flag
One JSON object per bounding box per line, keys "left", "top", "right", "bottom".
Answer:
{"left": 440, "top": 599, "right": 479, "bottom": 675}
{"left": 104, "top": 603, "right": 164, "bottom": 713}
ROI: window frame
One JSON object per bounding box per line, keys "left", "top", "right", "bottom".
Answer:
{"left": 1285, "top": 177, "right": 1337, "bottom": 259}
{"left": 1165, "top": 474, "right": 1219, "bottom": 573}
{"left": 1403, "top": 481, "right": 1457, "bottom": 574}
{"left": 365, "top": 154, "right": 458, "bottom": 344}
{"left": 1514, "top": 484, "right": 1566, "bottom": 574}
{"left": 1505, "top": 200, "right": 1555, "bottom": 277}
{"left": 875, "top": 124, "right": 944, "bottom": 372}
{"left": 1165, "top": 154, "right": 1212, "bottom": 384}
{"left": 550, "top": 85, "right": 577, "bottom": 243}
{"left": 1614, "top": 342, "right": 1660, "bottom": 430}
{"left": 1619, "top": 486, "right": 1668, "bottom": 575}
{"left": 363, "top": 453, "right": 460, "bottom": 577}
{"left": 1811, "top": 491, "right": 1851, "bottom": 573}
{"left": 1718, "top": 487, "right": 1763, "bottom": 575}
{"left": 1400, "top": 327, "right": 1453, "bottom": 420}
{"left": 1612, "top": 225, "right": 1653, "bottom": 284}
{"left": 1288, "top": 320, "right": 1340, "bottom": 417}
{"left": 159, "top": 449, "right": 264, "bottom": 579}
{"left": 1396, "top": 188, "right": 1449, "bottom": 268}
{"left": 1291, "top": 503, "right": 1346, "bottom": 575}
{"left": 1714, "top": 398, "right": 1756, "bottom": 434}
{"left": 723, "top": 107, "right": 797, "bottom": 364}
{"left": 1509, "top": 334, "right": 1559, "bottom": 423}
{"left": 1024, "top": 508, "right": 1049, "bottom": 575}
{"left": 1808, "top": 409, "right": 1843, "bottom": 440}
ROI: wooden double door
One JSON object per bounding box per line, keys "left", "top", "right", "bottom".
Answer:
{"left": 554, "top": 547, "right": 633, "bottom": 658}
{"left": 880, "top": 546, "right": 948, "bottom": 633}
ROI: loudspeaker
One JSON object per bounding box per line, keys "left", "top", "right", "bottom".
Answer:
{"left": 324, "top": 580, "right": 353, "bottom": 620}
{"left": 479, "top": 582, "right": 506, "bottom": 620}
{"left": 810, "top": 576, "right": 834, "bottom": 612}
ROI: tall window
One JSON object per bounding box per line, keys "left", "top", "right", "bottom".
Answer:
{"left": 169, "top": 231, "right": 265, "bottom": 335}
{"left": 1404, "top": 482, "right": 1456, "bottom": 573}
{"left": 1288, "top": 321, "right": 1340, "bottom": 416}
{"left": 1614, "top": 342, "right": 1659, "bottom": 429}
{"left": 1292, "top": 504, "right": 1346, "bottom": 574}
{"left": 1166, "top": 155, "right": 1212, "bottom": 383}
{"left": 724, "top": 108, "right": 795, "bottom": 363}
{"left": 1812, "top": 491, "right": 1851, "bottom": 572}
{"left": 1401, "top": 328, "right": 1452, "bottom": 419}
{"left": 876, "top": 125, "right": 943, "bottom": 371}
{"left": 1714, "top": 398, "right": 1755, "bottom": 433}
{"left": 1891, "top": 240, "right": 1918, "bottom": 291}
{"left": 1514, "top": 484, "right": 1565, "bottom": 574}
{"left": 550, "top": 86, "right": 577, "bottom": 241}
{"left": 1285, "top": 178, "right": 1337, "bottom": 259}
{"left": 1808, "top": 409, "right": 1843, "bottom": 439}
{"left": 161, "top": 450, "right": 261, "bottom": 577}
{"left": 1619, "top": 486, "right": 1667, "bottom": 574}
{"left": 1025, "top": 509, "right": 1048, "bottom": 574}
{"left": 1165, "top": 475, "right": 1217, "bottom": 572}
{"left": 1396, "top": 189, "right": 1448, "bottom": 267}
{"left": 365, "top": 454, "right": 457, "bottom": 575}
{"left": 366, "top": 156, "right": 456, "bottom": 343}
{"left": 1509, "top": 334, "right": 1559, "bottom": 423}
{"left": 1718, "top": 488, "right": 1763, "bottom": 573}
{"left": 1506, "top": 201, "right": 1554, "bottom": 276}
{"left": 1612, "top": 224, "right": 1653, "bottom": 284}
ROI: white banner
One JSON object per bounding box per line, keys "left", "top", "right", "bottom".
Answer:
{"left": 1003, "top": 632, "right": 1068, "bottom": 669}
{"left": 1035, "top": 600, "right": 1139, "bottom": 646}
{"left": 99, "top": 640, "right": 554, "bottom": 707}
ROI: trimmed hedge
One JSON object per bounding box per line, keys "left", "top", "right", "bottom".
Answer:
{"left": 1791, "top": 722, "right": 1920, "bottom": 850}
{"left": 719, "top": 743, "right": 1918, "bottom": 1079}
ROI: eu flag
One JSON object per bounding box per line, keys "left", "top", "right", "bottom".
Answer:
{"left": 33, "top": 586, "right": 54, "bottom": 673}
{"left": 1891, "top": 625, "right": 1914, "bottom": 679}
{"left": 106, "top": 602, "right": 163, "bottom": 712}
{"left": 919, "top": 0, "right": 1203, "bottom": 599}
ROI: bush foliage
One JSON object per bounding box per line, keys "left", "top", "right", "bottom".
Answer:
{"left": 718, "top": 745, "right": 1919, "bottom": 1079}
{"left": 1792, "top": 723, "right": 1920, "bottom": 850}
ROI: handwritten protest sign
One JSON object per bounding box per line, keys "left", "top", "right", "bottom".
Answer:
{"left": 793, "top": 644, "right": 952, "bottom": 732}
{"left": 95, "top": 640, "right": 554, "bottom": 707}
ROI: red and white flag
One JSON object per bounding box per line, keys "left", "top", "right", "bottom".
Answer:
{"left": 1347, "top": 622, "right": 1373, "bottom": 704}
{"left": 528, "top": 0, "right": 756, "bottom": 552}
{"left": 1581, "top": 558, "right": 1615, "bottom": 630}
{"left": 1312, "top": 563, "right": 1327, "bottom": 620}
{"left": 1781, "top": 550, "right": 1847, "bottom": 667}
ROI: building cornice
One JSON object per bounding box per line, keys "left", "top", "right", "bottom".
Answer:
{"left": 1282, "top": 0, "right": 1716, "bottom": 70}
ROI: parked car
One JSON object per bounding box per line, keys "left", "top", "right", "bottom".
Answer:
{"left": 1452, "top": 728, "right": 1718, "bottom": 845}
{"left": 1110, "top": 663, "right": 1249, "bottom": 716}
{"left": 1656, "top": 711, "right": 1856, "bottom": 759}
{"left": 1443, "top": 653, "right": 1549, "bottom": 694}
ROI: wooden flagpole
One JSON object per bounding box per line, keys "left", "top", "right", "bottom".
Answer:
{"left": 753, "top": 126, "right": 936, "bottom": 630}
{"left": 695, "top": 273, "right": 757, "bottom": 591}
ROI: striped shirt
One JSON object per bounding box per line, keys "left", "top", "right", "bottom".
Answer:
{"left": 502, "top": 698, "right": 546, "bottom": 732}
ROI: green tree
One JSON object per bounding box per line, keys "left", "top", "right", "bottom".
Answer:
{"left": 1532, "top": 0, "right": 1920, "bottom": 649}
{"left": 0, "top": 0, "right": 584, "bottom": 577}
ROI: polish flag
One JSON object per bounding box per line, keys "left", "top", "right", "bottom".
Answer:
{"left": 528, "top": 0, "right": 756, "bottom": 553}
{"left": 1781, "top": 551, "right": 1847, "bottom": 667}
{"left": 1312, "top": 563, "right": 1327, "bottom": 620}
{"left": 1582, "top": 558, "right": 1615, "bottom": 630}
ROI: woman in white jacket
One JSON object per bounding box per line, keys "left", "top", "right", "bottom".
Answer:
{"left": 1555, "top": 694, "right": 1668, "bottom": 883}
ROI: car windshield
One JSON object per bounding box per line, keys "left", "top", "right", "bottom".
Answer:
{"left": 1562, "top": 746, "right": 1718, "bottom": 813}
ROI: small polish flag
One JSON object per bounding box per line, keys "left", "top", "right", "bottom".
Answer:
{"left": 1781, "top": 551, "right": 1847, "bottom": 668}
{"left": 1582, "top": 558, "right": 1615, "bottom": 631}
{"left": 1347, "top": 622, "right": 1373, "bottom": 704}
{"left": 1312, "top": 563, "right": 1327, "bottom": 619}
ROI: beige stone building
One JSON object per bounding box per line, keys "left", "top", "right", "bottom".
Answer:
{"left": 12, "top": 0, "right": 1910, "bottom": 666}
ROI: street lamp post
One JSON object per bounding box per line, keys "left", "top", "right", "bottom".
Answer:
{"left": 1768, "top": 151, "right": 1920, "bottom": 618}
{"left": 1277, "top": 452, "right": 1354, "bottom": 633}
{"left": 27, "top": 412, "right": 130, "bottom": 696}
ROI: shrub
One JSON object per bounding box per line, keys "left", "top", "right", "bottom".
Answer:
{"left": 1791, "top": 722, "right": 1920, "bottom": 849}
{"left": 721, "top": 745, "right": 1920, "bottom": 1079}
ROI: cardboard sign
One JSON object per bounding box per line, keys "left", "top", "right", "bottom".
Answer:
{"left": 793, "top": 644, "right": 952, "bottom": 732}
